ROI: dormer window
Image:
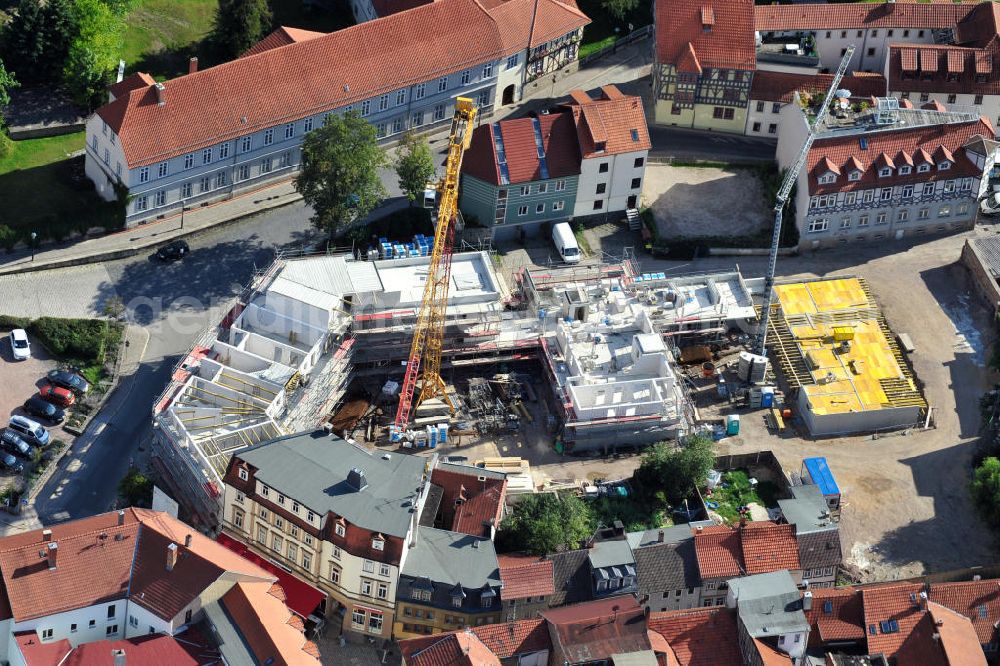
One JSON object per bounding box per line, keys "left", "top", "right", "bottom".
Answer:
{"left": 938, "top": 161, "right": 951, "bottom": 170}
{"left": 818, "top": 173, "right": 836, "bottom": 185}
{"left": 848, "top": 171, "right": 862, "bottom": 182}
{"left": 238, "top": 468, "right": 248, "bottom": 481}
{"left": 372, "top": 535, "right": 385, "bottom": 550}
{"left": 899, "top": 165, "right": 912, "bottom": 175}
{"left": 335, "top": 522, "right": 346, "bottom": 537}
{"left": 878, "top": 167, "right": 892, "bottom": 177}
{"left": 594, "top": 141, "right": 606, "bottom": 153}
{"left": 917, "top": 163, "right": 930, "bottom": 173}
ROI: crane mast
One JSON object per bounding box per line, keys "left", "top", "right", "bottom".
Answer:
{"left": 393, "top": 98, "right": 478, "bottom": 433}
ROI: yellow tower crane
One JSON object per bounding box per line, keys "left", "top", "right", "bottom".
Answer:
{"left": 392, "top": 97, "right": 477, "bottom": 435}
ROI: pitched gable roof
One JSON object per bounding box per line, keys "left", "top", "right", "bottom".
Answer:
{"left": 633, "top": 540, "right": 700, "bottom": 598}
{"left": 929, "top": 579, "right": 1000, "bottom": 646}
{"left": 756, "top": 0, "right": 978, "bottom": 32}
{"left": 462, "top": 111, "right": 582, "bottom": 186}
{"left": 647, "top": 607, "right": 742, "bottom": 666}
{"left": 430, "top": 467, "right": 507, "bottom": 537}
{"left": 472, "top": 618, "right": 552, "bottom": 657}
{"left": 657, "top": 0, "right": 755, "bottom": 71}
{"left": 803, "top": 587, "right": 865, "bottom": 644}
{"left": 480, "top": 0, "right": 590, "bottom": 55}
{"left": 401, "top": 629, "right": 502, "bottom": 666}
{"left": 692, "top": 525, "right": 743, "bottom": 579}
{"left": 221, "top": 581, "right": 322, "bottom": 665}
{"left": 861, "top": 583, "right": 927, "bottom": 658}
{"left": 563, "top": 86, "right": 651, "bottom": 158}
{"left": 546, "top": 549, "right": 593, "bottom": 606}
{"left": 928, "top": 601, "right": 989, "bottom": 666}
{"left": 740, "top": 523, "right": 800, "bottom": 575}
{"left": 543, "top": 596, "right": 651, "bottom": 664}
{"left": 241, "top": 26, "right": 327, "bottom": 58}
{"left": 497, "top": 555, "right": 555, "bottom": 599}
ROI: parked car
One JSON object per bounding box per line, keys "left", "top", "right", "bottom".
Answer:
{"left": 1, "top": 431, "right": 32, "bottom": 458}
{"left": 7, "top": 415, "right": 50, "bottom": 447}
{"left": 38, "top": 384, "right": 75, "bottom": 407}
{"left": 155, "top": 240, "right": 190, "bottom": 262}
{"left": 23, "top": 396, "right": 65, "bottom": 424}
{"left": 9, "top": 329, "right": 30, "bottom": 360}
{"left": 46, "top": 369, "right": 90, "bottom": 395}
{"left": 0, "top": 452, "right": 24, "bottom": 474}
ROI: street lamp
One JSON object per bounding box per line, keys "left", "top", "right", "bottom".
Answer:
{"left": 30, "top": 232, "right": 36, "bottom": 262}
{"left": 180, "top": 206, "right": 188, "bottom": 230}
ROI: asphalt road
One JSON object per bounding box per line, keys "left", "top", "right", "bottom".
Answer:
{"left": 28, "top": 203, "right": 319, "bottom": 524}
{"left": 649, "top": 125, "right": 777, "bottom": 164}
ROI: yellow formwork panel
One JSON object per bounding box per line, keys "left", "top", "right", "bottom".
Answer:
{"left": 775, "top": 278, "right": 909, "bottom": 416}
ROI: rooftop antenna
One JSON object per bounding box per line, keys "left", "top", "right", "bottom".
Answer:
{"left": 754, "top": 45, "right": 855, "bottom": 355}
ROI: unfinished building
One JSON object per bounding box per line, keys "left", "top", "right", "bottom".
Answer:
{"left": 766, "top": 277, "right": 926, "bottom": 437}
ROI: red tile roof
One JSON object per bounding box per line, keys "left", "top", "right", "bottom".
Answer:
{"left": 400, "top": 630, "right": 502, "bottom": 666}
{"left": 755, "top": 0, "right": 979, "bottom": 32}
{"left": 806, "top": 115, "right": 994, "bottom": 195}
{"left": 753, "top": 638, "right": 792, "bottom": 666}
{"left": 543, "top": 596, "right": 651, "bottom": 663}
{"left": 929, "top": 601, "right": 990, "bottom": 666}
{"left": 803, "top": 588, "right": 865, "bottom": 644}
{"left": 371, "top": 0, "right": 434, "bottom": 18}
{"left": 462, "top": 110, "right": 582, "bottom": 185}
{"left": 929, "top": 579, "right": 1000, "bottom": 646}
{"left": 647, "top": 607, "right": 743, "bottom": 666}
{"left": 429, "top": 467, "right": 507, "bottom": 536}
{"left": 14, "top": 632, "right": 71, "bottom": 666}
{"left": 109, "top": 73, "right": 156, "bottom": 102}
{"left": 861, "top": 583, "right": 927, "bottom": 658}
{"left": 59, "top": 633, "right": 219, "bottom": 666}
{"left": 750, "top": 72, "right": 888, "bottom": 104}
{"left": 888, "top": 43, "right": 1000, "bottom": 96}
{"left": 98, "top": 0, "right": 582, "bottom": 168}
{"left": 497, "top": 555, "right": 555, "bottom": 599}
{"left": 955, "top": 1, "right": 1000, "bottom": 46}
{"left": 657, "top": 0, "right": 755, "bottom": 71}
{"left": 241, "top": 26, "right": 327, "bottom": 58}
{"left": 692, "top": 525, "right": 744, "bottom": 579}
{"left": 739, "top": 523, "right": 801, "bottom": 575}
{"left": 480, "top": 0, "right": 590, "bottom": 54}
{"left": 472, "top": 619, "right": 551, "bottom": 657}
{"left": 221, "top": 581, "right": 321, "bottom": 665}
{"left": 563, "top": 86, "right": 651, "bottom": 158}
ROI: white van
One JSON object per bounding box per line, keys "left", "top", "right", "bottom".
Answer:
{"left": 552, "top": 222, "right": 581, "bottom": 264}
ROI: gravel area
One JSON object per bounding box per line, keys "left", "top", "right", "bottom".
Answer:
{"left": 644, "top": 164, "right": 771, "bottom": 239}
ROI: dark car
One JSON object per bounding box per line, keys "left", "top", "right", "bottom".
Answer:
{"left": 156, "top": 240, "right": 190, "bottom": 262}
{"left": 1, "top": 431, "right": 32, "bottom": 458}
{"left": 46, "top": 369, "right": 90, "bottom": 395}
{"left": 0, "top": 452, "right": 23, "bottom": 474}
{"left": 23, "top": 395, "right": 65, "bottom": 424}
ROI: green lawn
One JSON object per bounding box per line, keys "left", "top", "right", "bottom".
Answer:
{"left": 0, "top": 131, "right": 84, "bottom": 174}
{"left": 123, "top": 0, "right": 355, "bottom": 79}
{"left": 705, "top": 470, "right": 781, "bottom": 524}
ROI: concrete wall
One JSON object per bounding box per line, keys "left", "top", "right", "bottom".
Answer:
{"left": 797, "top": 390, "right": 921, "bottom": 436}
{"left": 961, "top": 239, "right": 1000, "bottom": 311}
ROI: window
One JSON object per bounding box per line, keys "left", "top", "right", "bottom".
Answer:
{"left": 390, "top": 117, "right": 403, "bottom": 135}
{"left": 897, "top": 165, "right": 911, "bottom": 176}
{"left": 461, "top": 70, "right": 471, "bottom": 85}
{"left": 553, "top": 201, "right": 564, "bottom": 211}
{"left": 219, "top": 142, "right": 230, "bottom": 159}
{"left": 918, "top": 208, "right": 929, "bottom": 220}
{"left": 438, "top": 76, "right": 448, "bottom": 92}
{"left": 134, "top": 195, "right": 148, "bottom": 212}
{"left": 302, "top": 552, "right": 312, "bottom": 572}
{"left": 335, "top": 523, "right": 346, "bottom": 537}
{"left": 330, "top": 565, "right": 341, "bottom": 584}
{"left": 536, "top": 203, "right": 545, "bottom": 213}
{"left": 181, "top": 181, "right": 192, "bottom": 200}
{"left": 859, "top": 214, "right": 869, "bottom": 226}
{"left": 944, "top": 180, "right": 955, "bottom": 193}
{"left": 414, "top": 83, "right": 425, "bottom": 100}
{"left": 362, "top": 580, "right": 373, "bottom": 596}
{"left": 633, "top": 157, "right": 645, "bottom": 169}
{"left": 483, "top": 63, "right": 494, "bottom": 78}
{"left": 631, "top": 177, "right": 642, "bottom": 189}
{"left": 200, "top": 176, "right": 211, "bottom": 193}
{"left": 396, "top": 90, "right": 406, "bottom": 106}
{"left": 772, "top": 103, "right": 781, "bottom": 114}
{"left": 89, "top": 620, "right": 96, "bottom": 629}
{"left": 103, "top": 148, "right": 110, "bottom": 165}
{"left": 272, "top": 533, "right": 283, "bottom": 552}
{"left": 434, "top": 104, "right": 446, "bottom": 121}
{"left": 840, "top": 217, "right": 851, "bottom": 229}
{"left": 452, "top": 596, "right": 463, "bottom": 608}
{"left": 368, "top": 613, "right": 383, "bottom": 633}
{"left": 923, "top": 182, "right": 935, "bottom": 196}
{"left": 538, "top": 183, "right": 548, "bottom": 194}
{"left": 129, "top": 615, "right": 138, "bottom": 628}
{"left": 71, "top": 624, "right": 78, "bottom": 633}
{"left": 871, "top": 30, "right": 878, "bottom": 37}
{"left": 975, "top": 94, "right": 984, "bottom": 105}
{"left": 671, "top": 104, "right": 682, "bottom": 116}
{"left": 958, "top": 203, "right": 970, "bottom": 215}
{"left": 361, "top": 100, "right": 371, "bottom": 116}
{"left": 280, "top": 152, "right": 290, "bottom": 168}
{"left": 376, "top": 122, "right": 387, "bottom": 138}
{"left": 372, "top": 537, "right": 385, "bottom": 550}
{"left": 897, "top": 210, "right": 908, "bottom": 222}
{"left": 91, "top": 135, "right": 98, "bottom": 151}
{"left": 106, "top": 625, "right": 118, "bottom": 637}
{"left": 238, "top": 468, "right": 248, "bottom": 481}
{"left": 237, "top": 164, "right": 250, "bottom": 181}
{"left": 261, "top": 157, "right": 272, "bottom": 174}
{"left": 948, "top": 94, "right": 957, "bottom": 104}
{"left": 756, "top": 101, "right": 764, "bottom": 113}
{"left": 847, "top": 170, "right": 861, "bottom": 182}
{"left": 938, "top": 161, "right": 951, "bottom": 171}
{"left": 284, "top": 123, "right": 295, "bottom": 139}
{"left": 477, "top": 89, "right": 490, "bottom": 107}
{"left": 753, "top": 121, "right": 762, "bottom": 133}
{"left": 412, "top": 111, "right": 424, "bottom": 127}
{"left": 863, "top": 189, "right": 874, "bottom": 203}
{"left": 380, "top": 562, "right": 390, "bottom": 576}
{"left": 938, "top": 204, "right": 951, "bottom": 217}
{"left": 596, "top": 183, "right": 606, "bottom": 194}
{"left": 352, "top": 610, "right": 365, "bottom": 628}
{"left": 555, "top": 179, "right": 566, "bottom": 191}
{"left": 598, "top": 162, "right": 609, "bottom": 174}
{"left": 139, "top": 167, "right": 150, "bottom": 183}
{"left": 374, "top": 582, "right": 389, "bottom": 599}
{"left": 845, "top": 192, "right": 857, "bottom": 205}
{"left": 332, "top": 545, "right": 342, "bottom": 560}
{"left": 808, "top": 219, "right": 829, "bottom": 233}
{"left": 303, "top": 118, "right": 313, "bottom": 132}
{"left": 518, "top": 205, "right": 529, "bottom": 217}
{"left": 305, "top": 535, "right": 313, "bottom": 546}
{"left": 818, "top": 173, "right": 836, "bottom": 185}
{"left": 232, "top": 507, "right": 244, "bottom": 529}
{"left": 42, "top": 628, "right": 53, "bottom": 640}
{"left": 879, "top": 167, "right": 892, "bottom": 178}
{"left": 877, "top": 213, "right": 887, "bottom": 225}
{"left": 917, "top": 163, "right": 930, "bottom": 173}
{"left": 264, "top": 128, "right": 274, "bottom": 145}
{"left": 880, "top": 188, "right": 892, "bottom": 201}
{"left": 363, "top": 559, "right": 375, "bottom": 573}
{"left": 241, "top": 136, "right": 252, "bottom": 152}
{"left": 506, "top": 54, "right": 519, "bottom": 69}
{"left": 257, "top": 525, "right": 268, "bottom": 544}
{"left": 767, "top": 123, "right": 777, "bottom": 135}
{"left": 825, "top": 31, "right": 831, "bottom": 39}
{"left": 593, "top": 200, "right": 603, "bottom": 210}
{"left": 154, "top": 191, "right": 166, "bottom": 207}
{"left": 920, "top": 92, "right": 929, "bottom": 103}
{"left": 116, "top": 162, "right": 122, "bottom": 178}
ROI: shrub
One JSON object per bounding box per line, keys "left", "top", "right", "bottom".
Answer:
{"left": 29, "top": 317, "right": 109, "bottom": 363}
{"left": 0, "top": 224, "right": 15, "bottom": 251}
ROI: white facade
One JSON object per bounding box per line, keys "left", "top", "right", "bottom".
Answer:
{"left": 12, "top": 600, "right": 130, "bottom": 650}
{"left": 644, "top": 586, "right": 701, "bottom": 613}
{"left": 744, "top": 98, "right": 784, "bottom": 137}
{"left": 575, "top": 150, "right": 647, "bottom": 214}
{"left": 773, "top": 27, "right": 938, "bottom": 74}
{"left": 84, "top": 114, "right": 129, "bottom": 203}
{"left": 495, "top": 52, "right": 527, "bottom": 108}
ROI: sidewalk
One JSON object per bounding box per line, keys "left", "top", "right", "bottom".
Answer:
{"left": 0, "top": 38, "right": 654, "bottom": 276}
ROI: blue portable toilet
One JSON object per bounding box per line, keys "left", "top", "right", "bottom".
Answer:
{"left": 761, "top": 387, "right": 775, "bottom": 408}
{"left": 801, "top": 457, "right": 841, "bottom": 510}
{"left": 438, "top": 424, "right": 448, "bottom": 444}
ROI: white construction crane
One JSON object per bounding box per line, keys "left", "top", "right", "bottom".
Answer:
{"left": 754, "top": 46, "right": 856, "bottom": 355}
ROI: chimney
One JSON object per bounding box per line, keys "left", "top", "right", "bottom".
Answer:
{"left": 919, "top": 590, "right": 928, "bottom": 611}
{"left": 657, "top": 530, "right": 665, "bottom": 543}
{"left": 154, "top": 82, "right": 165, "bottom": 106}
{"left": 112, "top": 648, "right": 126, "bottom": 666}
{"left": 803, "top": 591, "right": 813, "bottom": 611}
{"left": 166, "top": 542, "right": 178, "bottom": 572}
{"left": 118, "top": 510, "right": 125, "bottom": 526}
{"left": 188, "top": 57, "right": 198, "bottom": 74}
{"left": 47, "top": 542, "right": 58, "bottom": 570}
{"left": 184, "top": 534, "right": 193, "bottom": 548}
{"left": 42, "top": 529, "right": 52, "bottom": 542}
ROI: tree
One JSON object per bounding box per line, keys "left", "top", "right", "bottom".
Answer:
{"left": 972, "top": 457, "right": 1000, "bottom": 527}
{"left": 394, "top": 132, "right": 436, "bottom": 205}
{"left": 118, "top": 467, "right": 153, "bottom": 507}
{"left": 0, "top": 0, "right": 76, "bottom": 86}
{"left": 0, "top": 59, "right": 18, "bottom": 111}
{"left": 294, "top": 112, "right": 388, "bottom": 239}
{"left": 63, "top": 0, "right": 125, "bottom": 108}
{"left": 497, "top": 493, "right": 593, "bottom": 556}
{"left": 632, "top": 435, "right": 716, "bottom": 506}
{"left": 601, "top": 0, "right": 638, "bottom": 21}
{"left": 212, "top": 0, "right": 273, "bottom": 60}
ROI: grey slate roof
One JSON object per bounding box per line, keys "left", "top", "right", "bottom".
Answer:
{"left": 547, "top": 549, "right": 594, "bottom": 606}
{"left": 796, "top": 529, "right": 842, "bottom": 571}
{"left": 588, "top": 539, "right": 635, "bottom": 570}
{"left": 779, "top": 484, "right": 836, "bottom": 534}
{"left": 971, "top": 236, "right": 1000, "bottom": 278}
{"left": 730, "top": 571, "right": 809, "bottom": 638}
{"left": 236, "top": 430, "right": 427, "bottom": 537}
{"left": 633, "top": 540, "right": 700, "bottom": 597}
{"left": 437, "top": 461, "right": 506, "bottom": 480}
{"left": 401, "top": 526, "right": 500, "bottom": 589}
{"left": 626, "top": 521, "right": 713, "bottom": 549}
